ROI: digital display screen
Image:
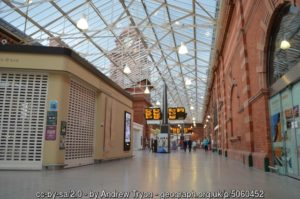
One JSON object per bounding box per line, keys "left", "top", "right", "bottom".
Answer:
{"left": 168, "top": 107, "right": 186, "bottom": 120}
{"left": 168, "top": 108, "right": 177, "bottom": 120}
{"left": 144, "top": 108, "right": 161, "bottom": 120}
{"left": 124, "top": 111, "right": 131, "bottom": 151}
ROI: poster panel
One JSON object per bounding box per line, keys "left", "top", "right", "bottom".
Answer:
{"left": 124, "top": 111, "right": 131, "bottom": 151}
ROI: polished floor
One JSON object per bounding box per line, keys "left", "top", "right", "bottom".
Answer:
{"left": 0, "top": 150, "right": 299, "bottom": 199}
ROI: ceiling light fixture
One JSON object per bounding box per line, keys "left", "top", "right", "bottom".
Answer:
{"left": 123, "top": 64, "right": 131, "bottom": 74}
{"left": 156, "top": 101, "right": 161, "bottom": 106}
{"left": 280, "top": 39, "right": 291, "bottom": 50}
{"left": 185, "top": 78, "right": 192, "bottom": 86}
{"left": 178, "top": 42, "right": 188, "bottom": 54}
{"left": 77, "top": 15, "right": 88, "bottom": 30}
{"left": 144, "top": 86, "right": 150, "bottom": 94}
{"left": 190, "top": 106, "right": 194, "bottom": 110}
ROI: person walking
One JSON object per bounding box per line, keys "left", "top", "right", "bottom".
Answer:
{"left": 192, "top": 140, "right": 197, "bottom": 151}
{"left": 188, "top": 139, "right": 192, "bottom": 152}
{"left": 183, "top": 140, "right": 187, "bottom": 152}
{"left": 203, "top": 137, "right": 209, "bottom": 151}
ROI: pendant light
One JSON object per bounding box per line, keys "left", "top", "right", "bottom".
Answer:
{"left": 280, "top": 39, "right": 291, "bottom": 50}
{"left": 144, "top": 86, "right": 150, "bottom": 94}
{"left": 178, "top": 42, "right": 188, "bottom": 54}
{"left": 77, "top": 14, "right": 89, "bottom": 30}
{"left": 185, "top": 78, "right": 192, "bottom": 86}
{"left": 123, "top": 64, "right": 131, "bottom": 74}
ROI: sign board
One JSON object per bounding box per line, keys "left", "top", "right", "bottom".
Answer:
{"left": 168, "top": 107, "right": 186, "bottom": 120}
{"left": 145, "top": 108, "right": 161, "bottom": 120}
{"left": 157, "top": 134, "right": 169, "bottom": 153}
{"left": 60, "top": 121, "right": 67, "bottom": 136}
{"left": 45, "top": 125, "right": 56, "bottom": 140}
{"left": 170, "top": 127, "right": 193, "bottom": 134}
{"left": 124, "top": 111, "right": 131, "bottom": 151}
{"left": 47, "top": 111, "right": 57, "bottom": 125}
{"left": 49, "top": 100, "right": 58, "bottom": 111}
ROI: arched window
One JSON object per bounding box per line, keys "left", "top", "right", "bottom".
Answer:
{"left": 268, "top": 4, "right": 300, "bottom": 86}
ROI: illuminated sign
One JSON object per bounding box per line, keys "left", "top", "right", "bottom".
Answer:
{"left": 168, "top": 108, "right": 177, "bottom": 120}
{"left": 170, "top": 127, "right": 193, "bottom": 134}
{"left": 145, "top": 108, "right": 161, "bottom": 120}
{"left": 124, "top": 112, "right": 131, "bottom": 151}
{"left": 168, "top": 107, "right": 187, "bottom": 120}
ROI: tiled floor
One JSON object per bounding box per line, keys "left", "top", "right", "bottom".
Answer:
{"left": 0, "top": 150, "right": 299, "bottom": 199}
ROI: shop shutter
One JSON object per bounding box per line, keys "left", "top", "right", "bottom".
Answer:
{"left": 65, "top": 80, "right": 96, "bottom": 167}
{"left": 0, "top": 72, "right": 48, "bottom": 170}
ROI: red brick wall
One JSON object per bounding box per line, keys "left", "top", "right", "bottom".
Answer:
{"left": 204, "top": 0, "right": 300, "bottom": 169}
{"left": 0, "top": 30, "right": 20, "bottom": 44}
{"left": 131, "top": 94, "right": 152, "bottom": 148}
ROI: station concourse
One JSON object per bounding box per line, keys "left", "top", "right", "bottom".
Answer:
{"left": 0, "top": 0, "right": 300, "bottom": 199}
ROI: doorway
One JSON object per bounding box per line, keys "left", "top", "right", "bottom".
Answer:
{"left": 133, "top": 122, "right": 143, "bottom": 151}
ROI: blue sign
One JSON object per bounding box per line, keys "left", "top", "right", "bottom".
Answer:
{"left": 49, "top": 100, "right": 58, "bottom": 111}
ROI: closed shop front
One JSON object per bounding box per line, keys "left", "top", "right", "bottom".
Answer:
{"left": 65, "top": 80, "right": 96, "bottom": 168}
{"left": 0, "top": 45, "right": 133, "bottom": 170}
{"left": 0, "top": 72, "right": 48, "bottom": 170}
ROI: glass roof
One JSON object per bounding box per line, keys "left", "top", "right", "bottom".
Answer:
{"left": 0, "top": 0, "right": 220, "bottom": 123}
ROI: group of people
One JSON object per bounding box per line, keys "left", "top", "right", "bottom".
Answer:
{"left": 183, "top": 139, "right": 197, "bottom": 152}
{"left": 181, "top": 137, "right": 211, "bottom": 152}
{"left": 148, "top": 137, "right": 211, "bottom": 152}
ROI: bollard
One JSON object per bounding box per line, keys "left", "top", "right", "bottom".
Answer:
{"left": 248, "top": 154, "right": 253, "bottom": 167}
{"left": 264, "top": 157, "right": 270, "bottom": 172}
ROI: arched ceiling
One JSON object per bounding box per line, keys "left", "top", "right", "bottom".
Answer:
{"left": 0, "top": 0, "right": 220, "bottom": 123}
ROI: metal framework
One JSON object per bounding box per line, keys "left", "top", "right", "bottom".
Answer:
{"left": 0, "top": 0, "right": 220, "bottom": 123}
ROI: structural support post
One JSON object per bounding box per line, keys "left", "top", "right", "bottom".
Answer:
{"left": 160, "top": 83, "right": 170, "bottom": 153}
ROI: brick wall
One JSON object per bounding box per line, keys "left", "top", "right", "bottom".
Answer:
{"left": 131, "top": 93, "right": 152, "bottom": 148}
{"left": 0, "top": 30, "right": 20, "bottom": 44}
{"left": 204, "top": 0, "right": 300, "bottom": 169}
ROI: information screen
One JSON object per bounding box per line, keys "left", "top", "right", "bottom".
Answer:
{"left": 144, "top": 108, "right": 161, "bottom": 120}
{"left": 168, "top": 107, "right": 186, "bottom": 120}
{"left": 124, "top": 111, "right": 131, "bottom": 151}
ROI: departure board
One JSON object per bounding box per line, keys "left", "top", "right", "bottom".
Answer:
{"left": 144, "top": 108, "right": 161, "bottom": 120}
{"left": 168, "top": 107, "right": 186, "bottom": 120}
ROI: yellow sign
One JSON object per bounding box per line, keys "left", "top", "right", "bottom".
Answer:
{"left": 153, "top": 108, "right": 161, "bottom": 120}
{"left": 145, "top": 108, "right": 161, "bottom": 120}
{"left": 168, "top": 108, "right": 177, "bottom": 120}
{"left": 170, "top": 127, "right": 192, "bottom": 134}
{"left": 168, "top": 107, "right": 186, "bottom": 120}
{"left": 145, "top": 108, "right": 153, "bottom": 120}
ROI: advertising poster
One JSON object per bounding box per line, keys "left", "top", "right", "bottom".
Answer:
{"left": 49, "top": 100, "right": 58, "bottom": 111}
{"left": 45, "top": 125, "right": 56, "bottom": 141}
{"left": 124, "top": 112, "right": 131, "bottom": 151}
{"left": 157, "top": 134, "right": 169, "bottom": 153}
{"left": 271, "top": 113, "right": 282, "bottom": 142}
{"left": 47, "top": 111, "right": 57, "bottom": 125}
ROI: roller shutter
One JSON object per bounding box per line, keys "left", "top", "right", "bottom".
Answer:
{"left": 65, "top": 80, "right": 96, "bottom": 168}
{"left": 0, "top": 72, "right": 48, "bottom": 170}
